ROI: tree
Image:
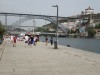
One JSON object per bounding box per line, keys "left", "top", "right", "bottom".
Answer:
{"left": 88, "top": 27, "right": 96, "bottom": 38}
{"left": 67, "top": 29, "right": 71, "bottom": 34}
{"left": 95, "top": 24, "right": 100, "bottom": 29}
{"left": 70, "top": 29, "right": 76, "bottom": 34}
{"left": 35, "top": 27, "right": 48, "bottom": 32}
{"left": 0, "top": 21, "right": 6, "bottom": 39}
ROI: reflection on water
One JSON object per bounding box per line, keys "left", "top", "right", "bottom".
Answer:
{"left": 40, "top": 36, "right": 100, "bottom": 54}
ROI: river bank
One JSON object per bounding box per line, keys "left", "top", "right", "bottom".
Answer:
{"left": 40, "top": 36, "right": 100, "bottom": 54}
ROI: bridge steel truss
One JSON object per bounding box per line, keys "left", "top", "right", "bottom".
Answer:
{"left": 11, "top": 15, "right": 68, "bottom": 33}
{"left": 0, "top": 12, "right": 83, "bottom": 34}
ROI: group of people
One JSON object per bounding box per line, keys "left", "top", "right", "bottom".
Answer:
{"left": 10, "top": 34, "right": 38, "bottom": 47}
{"left": 5, "top": 34, "right": 54, "bottom": 47}
{"left": 45, "top": 36, "right": 53, "bottom": 45}
{"left": 25, "top": 35, "right": 38, "bottom": 46}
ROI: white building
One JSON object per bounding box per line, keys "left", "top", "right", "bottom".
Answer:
{"left": 81, "top": 6, "right": 95, "bottom": 15}
{"left": 61, "top": 19, "right": 80, "bottom": 30}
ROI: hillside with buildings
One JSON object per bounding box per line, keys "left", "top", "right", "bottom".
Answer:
{"left": 41, "top": 6, "right": 100, "bottom": 38}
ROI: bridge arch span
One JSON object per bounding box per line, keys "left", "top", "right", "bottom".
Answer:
{"left": 11, "top": 15, "right": 67, "bottom": 34}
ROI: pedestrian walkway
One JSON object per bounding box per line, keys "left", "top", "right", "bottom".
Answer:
{"left": 0, "top": 41, "right": 100, "bottom": 75}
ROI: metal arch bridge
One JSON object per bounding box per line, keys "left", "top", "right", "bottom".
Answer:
{"left": 0, "top": 12, "right": 81, "bottom": 34}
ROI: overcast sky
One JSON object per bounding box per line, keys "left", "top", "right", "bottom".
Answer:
{"left": 0, "top": 0, "right": 100, "bottom": 28}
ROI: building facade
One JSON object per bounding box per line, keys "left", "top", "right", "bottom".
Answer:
{"left": 81, "top": 6, "right": 100, "bottom": 25}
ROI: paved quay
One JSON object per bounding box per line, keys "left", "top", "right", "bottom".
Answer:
{"left": 0, "top": 41, "right": 100, "bottom": 75}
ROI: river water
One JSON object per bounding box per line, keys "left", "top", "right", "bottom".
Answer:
{"left": 40, "top": 36, "right": 100, "bottom": 54}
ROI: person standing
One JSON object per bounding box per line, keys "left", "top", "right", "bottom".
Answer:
{"left": 34, "top": 36, "right": 37, "bottom": 45}
{"left": 25, "top": 35, "right": 29, "bottom": 43}
{"left": 50, "top": 36, "right": 53, "bottom": 45}
{"left": 30, "top": 35, "right": 34, "bottom": 46}
{"left": 45, "top": 37, "right": 48, "bottom": 45}
{"left": 13, "top": 36, "right": 17, "bottom": 47}
{"left": 10, "top": 35, "right": 14, "bottom": 43}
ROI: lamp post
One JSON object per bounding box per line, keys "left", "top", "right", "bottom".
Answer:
{"left": 52, "top": 5, "right": 58, "bottom": 49}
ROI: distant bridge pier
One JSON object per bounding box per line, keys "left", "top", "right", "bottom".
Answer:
{"left": 5, "top": 14, "right": 7, "bottom": 28}
{"left": 19, "top": 15, "right": 22, "bottom": 26}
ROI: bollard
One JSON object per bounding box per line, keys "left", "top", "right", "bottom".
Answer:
{"left": 54, "top": 41, "right": 57, "bottom": 49}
